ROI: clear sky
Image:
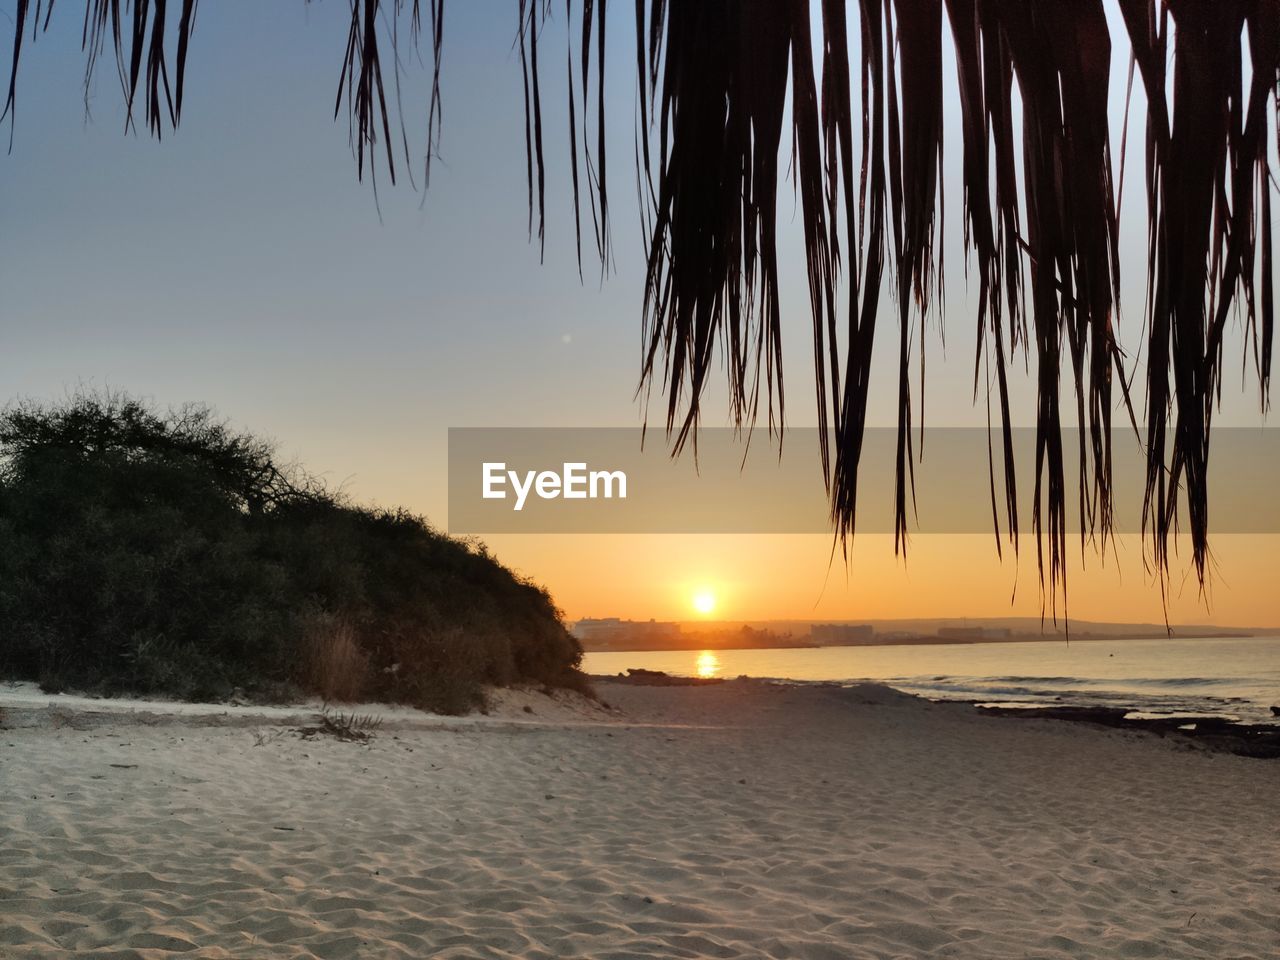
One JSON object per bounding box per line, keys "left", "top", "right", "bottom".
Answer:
{"left": 2, "top": 2, "right": 1276, "bottom": 627}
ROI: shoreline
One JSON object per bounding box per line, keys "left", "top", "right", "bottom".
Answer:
{"left": 5, "top": 670, "right": 1279, "bottom": 758}
{"left": 594, "top": 670, "right": 1280, "bottom": 760}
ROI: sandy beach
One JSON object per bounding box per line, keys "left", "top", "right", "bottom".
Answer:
{"left": 2, "top": 679, "right": 1277, "bottom": 959}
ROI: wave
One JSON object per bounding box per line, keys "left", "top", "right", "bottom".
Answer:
{"left": 901, "top": 674, "right": 1242, "bottom": 687}
{"left": 583, "top": 640, "right": 1280, "bottom": 723}
{"left": 876, "top": 676, "right": 1266, "bottom": 721}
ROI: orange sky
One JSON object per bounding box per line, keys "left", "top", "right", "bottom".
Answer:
{"left": 483, "top": 532, "right": 1280, "bottom": 628}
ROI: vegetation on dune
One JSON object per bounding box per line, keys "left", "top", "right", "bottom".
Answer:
{"left": 0, "top": 392, "right": 588, "bottom": 714}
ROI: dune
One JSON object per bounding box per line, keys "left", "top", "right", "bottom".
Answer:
{"left": 1, "top": 679, "right": 1276, "bottom": 959}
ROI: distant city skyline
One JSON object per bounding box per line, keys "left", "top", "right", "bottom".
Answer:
{"left": 569, "top": 615, "right": 1276, "bottom": 636}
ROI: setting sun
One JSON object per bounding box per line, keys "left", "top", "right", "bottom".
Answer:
{"left": 691, "top": 589, "right": 717, "bottom": 616}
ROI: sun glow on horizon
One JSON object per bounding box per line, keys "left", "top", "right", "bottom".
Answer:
{"left": 691, "top": 589, "right": 717, "bottom": 616}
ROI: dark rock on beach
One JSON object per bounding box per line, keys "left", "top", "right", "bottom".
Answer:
{"left": 977, "top": 703, "right": 1280, "bottom": 760}
{"left": 594, "top": 668, "right": 727, "bottom": 687}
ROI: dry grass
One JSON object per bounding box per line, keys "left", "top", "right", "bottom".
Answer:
{"left": 251, "top": 728, "right": 288, "bottom": 748}
{"left": 296, "top": 614, "right": 369, "bottom": 704}
{"left": 296, "top": 707, "right": 383, "bottom": 743}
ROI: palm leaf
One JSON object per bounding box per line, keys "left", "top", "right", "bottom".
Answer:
{"left": 5, "top": 0, "right": 1278, "bottom": 618}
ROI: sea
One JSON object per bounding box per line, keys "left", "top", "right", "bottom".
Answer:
{"left": 583, "top": 635, "right": 1280, "bottom": 724}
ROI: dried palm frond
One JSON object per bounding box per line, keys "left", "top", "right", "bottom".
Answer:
{"left": 5, "top": 1, "right": 1277, "bottom": 618}
{"left": 1117, "top": 0, "right": 1278, "bottom": 599}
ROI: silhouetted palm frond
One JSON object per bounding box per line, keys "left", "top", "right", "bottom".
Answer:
{"left": 5, "top": 1, "right": 1278, "bottom": 618}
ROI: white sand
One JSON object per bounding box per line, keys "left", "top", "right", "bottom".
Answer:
{"left": 1, "top": 679, "right": 1277, "bottom": 959}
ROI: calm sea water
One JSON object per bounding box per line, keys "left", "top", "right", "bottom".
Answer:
{"left": 583, "top": 636, "right": 1280, "bottom": 723}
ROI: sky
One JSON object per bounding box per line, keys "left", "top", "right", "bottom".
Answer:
{"left": 1, "top": 1, "right": 1277, "bottom": 627}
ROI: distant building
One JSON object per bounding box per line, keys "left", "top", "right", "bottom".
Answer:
{"left": 810, "top": 623, "right": 874, "bottom": 645}
{"left": 571, "top": 618, "right": 682, "bottom": 648}
{"left": 938, "top": 626, "right": 1011, "bottom": 641}
{"left": 572, "top": 618, "right": 623, "bottom": 643}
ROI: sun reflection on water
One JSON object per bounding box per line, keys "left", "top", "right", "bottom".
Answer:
{"left": 696, "top": 650, "right": 722, "bottom": 679}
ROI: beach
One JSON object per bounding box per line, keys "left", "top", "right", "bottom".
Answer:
{"left": 2, "top": 680, "right": 1277, "bottom": 959}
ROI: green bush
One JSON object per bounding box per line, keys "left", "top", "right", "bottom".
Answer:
{"left": 0, "top": 393, "right": 587, "bottom": 713}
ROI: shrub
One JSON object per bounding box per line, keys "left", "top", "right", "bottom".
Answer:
{"left": 0, "top": 392, "right": 588, "bottom": 713}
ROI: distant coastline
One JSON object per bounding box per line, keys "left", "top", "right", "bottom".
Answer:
{"left": 571, "top": 616, "right": 1263, "bottom": 653}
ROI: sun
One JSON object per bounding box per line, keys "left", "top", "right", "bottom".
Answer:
{"left": 691, "top": 589, "right": 717, "bottom": 616}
